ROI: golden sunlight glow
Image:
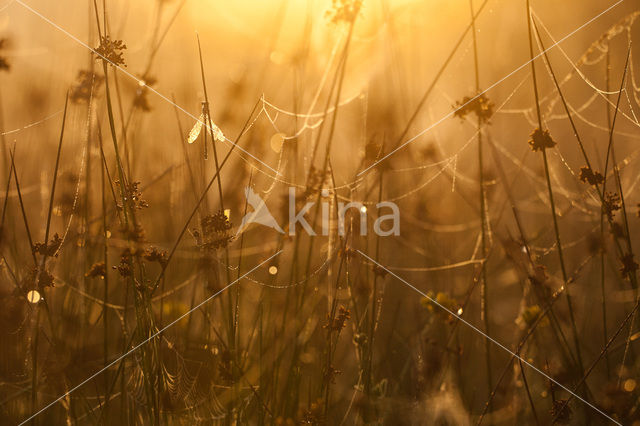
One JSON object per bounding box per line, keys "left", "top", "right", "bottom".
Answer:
{"left": 2, "top": 0, "right": 635, "bottom": 423}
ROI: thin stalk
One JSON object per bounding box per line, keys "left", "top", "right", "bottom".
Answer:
{"left": 195, "top": 34, "right": 224, "bottom": 208}
{"left": 194, "top": 39, "right": 236, "bottom": 393}
{"left": 518, "top": 357, "right": 540, "bottom": 425}
{"left": 100, "top": 130, "right": 110, "bottom": 421}
{"left": 42, "top": 93, "right": 69, "bottom": 261}
{"left": 602, "top": 46, "right": 613, "bottom": 378}
{"left": 601, "top": 44, "right": 638, "bottom": 387}
{"left": 1, "top": 158, "right": 13, "bottom": 234}
{"left": 30, "top": 307, "right": 41, "bottom": 426}
{"left": 101, "top": 59, "right": 129, "bottom": 226}
{"left": 10, "top": 149, "right": 37, "bottom": 265}
{"left": 365, "top": 171, "right": 384, "bottom": 421}
{"left": 469, "top": 0, "right": 493, "bottom": 401}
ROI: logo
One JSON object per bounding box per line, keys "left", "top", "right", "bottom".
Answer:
{"left": 236, "top": 187, "right": 284, "bottom": 235}
{"left": 236, "top": 187, "right": 399, "bottom": 237}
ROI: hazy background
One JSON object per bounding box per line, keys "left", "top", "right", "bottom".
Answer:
{"left": 2, "top": 0, "right": 640, "bottom": 424}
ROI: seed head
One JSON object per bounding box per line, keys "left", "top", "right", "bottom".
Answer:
{"left": 116, "top": 180, "right": 148, "bottom": 210}
{"left": 143, "top": 246, "right": 168, "bottom": 266}
{"left": 324, "top": 305, "right": 351, "bottom": 331}
{"left": 94, "top": 36, "right": 127, "bottom": 67}
{"left": 453, "top": 93, "right": 494, "bottom": 124}
{"left": 528, "top": 128, "right": 556, "bottom": 152}
{"left": 579, "top": 166, "right": 604, "bottom": 186}
{"left": 194, "top": 210, "right": 234, "bottom": 251}
{"left": 603, "top": 192, "right": 621, "bottom": 221}
{"left": 33, "top": 233, "right": 63, "bottom": 257}
{"left": 620, "top": 253, "right": 638, "bottom": 281}
{"left": 112, "top": 248, "right": 140, "bottom": 277}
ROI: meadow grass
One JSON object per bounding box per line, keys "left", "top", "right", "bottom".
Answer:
{"left": 1, "top": 0, "right": 640, "bottom": 424}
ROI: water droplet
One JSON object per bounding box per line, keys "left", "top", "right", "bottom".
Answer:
{"left": 270, "top": 133, "right": 285, "bottom": 153}
{"left": 27, "top": 290, "right": 41, "bottom": 304}
{"left": 624, "top": 379, "right": 636, "bottom": 392}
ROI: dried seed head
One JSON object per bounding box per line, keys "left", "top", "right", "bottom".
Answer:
{"left": 204, "top": 210, "right": 233, "bottom": 233}
{"left": 324, "top": 305, "right": 351, "bottom": 331}
{"left": 620, "top": 253, "right": 638, "bottom": 281}
{"left": 116, "top": 180, "right": 148, "bottom": 210}
{"left": 33, "top": 233, "right": 63, "bottom": 257}
{"left": 453, "top": 93, "right": 494, "bottom": 124}
{"left": 194, "top": 210, "right": 234, "bottom": 251}
{"left": 143, "top": 246, "right": 168, "bottom": 266}
{"left": 603, "top": 192, "right": 621, "bottom": 221}
{"left": 579, "top": 166, "right": 604, "bottom": 186}
{"left": 94, "top": 36, "right": 127, "bottom": 67}
{"left": 528, "top": 128, "right": 557, "bottom": 152}
{"left": 112, "top": 248, "right": 140, "bottom": 278}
